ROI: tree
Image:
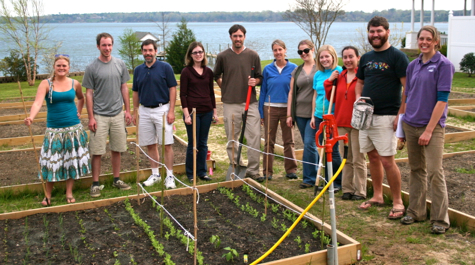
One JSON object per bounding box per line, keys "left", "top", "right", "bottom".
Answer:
{"left": 156, "top": 12, "right": 171, "bottom": 54}
{"left": 0, "top": 0, "right": 49, "bottom": 86}
{"left": 283, "top": 0, "right": 345, "bottom": 50}
{"left": 118, "top": 28, "right": 142, "bottom": 70}
{"left": 165, "top": 18, "right": 196, "bottom": 74}
{"left": 0, "top": 50, "right": 38, "bottom": 81}
{"left": 460, "top": 52, "right": 475, "bottom": 77}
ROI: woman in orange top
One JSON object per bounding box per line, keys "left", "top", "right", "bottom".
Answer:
{"left": 324, "top": 46, "right": 367, "bottom": 201}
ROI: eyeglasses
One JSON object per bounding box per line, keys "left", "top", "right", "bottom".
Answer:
{"left": 191, "top": 51, "right": 204, "bottom": 55}
{"left": 297, "top": 48, "right": 310, "bottom": 55}
{"left": 55, "top": 54, "right": 70, "bottom": 57}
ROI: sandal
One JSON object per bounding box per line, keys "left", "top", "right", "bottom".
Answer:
{"left": 358, "top": 200, "right": 385, "bottom": 210}
{"left": 66, "top": 197, "right": 76, "bottom": 204}
{"left": 431, "top": 225, "right": 448, "bottom": 234}
{"left": 41, "top": 197, "right": 51, "bottom": 207}
{"left": 388, "top": 208, "right": 405, "bottom": 220}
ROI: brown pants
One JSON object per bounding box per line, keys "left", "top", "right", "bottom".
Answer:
{"left": 403, "top": 122, "right": 450, "bottom": 228}
{"left": 338, "top": 127, "right": 367, "bottom": 197}
{"left": 262, "top": 106, "right": 297, "bottom": 175}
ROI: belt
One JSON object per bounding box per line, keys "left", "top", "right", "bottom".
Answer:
{"left": 143, "top": 102, "right": 169, "bottom": 108}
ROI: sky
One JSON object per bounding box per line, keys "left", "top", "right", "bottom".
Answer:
{"left": 41, "top": 0, "right": 471, "bottom": 15}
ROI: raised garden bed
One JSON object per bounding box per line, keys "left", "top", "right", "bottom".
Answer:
{"left": 0, "top": 180, "right": 361, "bottom": 264}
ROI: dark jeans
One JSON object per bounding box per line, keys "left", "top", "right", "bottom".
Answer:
{"left": 295, "top": 117, "right": 318, "bottom": 185}
{"left": 184, "top": 111, "right": 213, "bottom": 179}
{"left": 314, "top": 117, "right": 342, "bottom": 187}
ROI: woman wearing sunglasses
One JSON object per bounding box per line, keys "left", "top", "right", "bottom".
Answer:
{"left": 309, "top": 45, "right": 343, "bottom": 191}
{"left": 287, "top": 40, "right": 319, "bottom": 188}
{"left": 259, "top": 40, "right": 298, "bottom": 181}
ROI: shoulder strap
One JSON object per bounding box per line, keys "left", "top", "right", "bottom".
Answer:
{"left": 47, "top": 78, "right": 53, "bottom": 103}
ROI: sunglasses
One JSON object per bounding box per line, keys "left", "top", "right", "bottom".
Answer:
{"left": 297, "top": 48, "right": 311, "bottom": 55}
{"left": 191, "top": 51, "right": 204, "bottom": 55}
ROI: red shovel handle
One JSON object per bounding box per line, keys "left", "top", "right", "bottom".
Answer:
{"left": 245, "top": 66, "right": 255, "bottom": 111}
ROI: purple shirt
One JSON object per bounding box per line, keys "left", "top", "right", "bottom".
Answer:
{"left": 403, "top": 52, "right": 454, "bottom": 128}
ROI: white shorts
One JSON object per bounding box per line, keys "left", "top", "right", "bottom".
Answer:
{"left": 359, "top": 115, "right": 397, "bottom": 156}
{"left": 138, "top": 104, "right": 174, "bottom": 146}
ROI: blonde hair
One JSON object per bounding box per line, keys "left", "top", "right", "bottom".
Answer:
{"left": 418, "top": 25, "right": 441, "bottom": 50}
{"left": 298, "top": 39, "right": 314, "bottom": 49}
{"left": 50, "top": 55, "right": 70, "bottom": 82}
{"left": 316, "top": 45, "right": 338, "bottom": 71}
{"left": 271, "top": 39, "right": 287, "bottom": 50}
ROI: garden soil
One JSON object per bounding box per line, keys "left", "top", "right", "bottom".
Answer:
{"left": 0, "top": 186, "right": 326, "bottom": 264}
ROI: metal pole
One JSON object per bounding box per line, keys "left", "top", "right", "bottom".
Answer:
{"left": 326, "top": 161, "right": 338, "bottom": 265}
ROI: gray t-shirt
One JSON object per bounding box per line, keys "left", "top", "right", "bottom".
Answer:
{"left": 82, "top": 56, "right": 130, "bottom": 116}
{"left": 291, "top": 65, "right": 317, "bottom": 118}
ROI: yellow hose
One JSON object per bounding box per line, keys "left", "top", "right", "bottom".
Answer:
{"left": 250, "top": 158, "right": 347, "bottom": 265}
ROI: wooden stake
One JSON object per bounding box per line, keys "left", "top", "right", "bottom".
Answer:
{"left": 18, "top": 81, "right": 48, "bottom": 202}
{"left": 264, "top": 96, "right": 271, "bottom": 215}
{"left": 192, "top": 108, "right": 198, "bottom": 265}
{"left": 231, "top": 114, "right": 235, "bottom": 189}
{"left": 135, "top": 108, "right": 141, "bottom": 205}
{"left": 160, "top": 113, "right": 166, "bottom": 237}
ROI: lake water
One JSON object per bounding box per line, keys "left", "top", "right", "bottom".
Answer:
{"left": 0, "top": 22, "right": 448, "bottom": 74}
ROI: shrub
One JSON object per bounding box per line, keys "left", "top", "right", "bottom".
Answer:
{"left": 439, "top": 44, "right": 447, "bottom": 57}
{"left": 0, "top": 51, "right": 38, "bottom": 81}
{"left": 460, "top": 52, "right": 475, "bottom": 77}
{"left": 165, "top": 17, "right": 196, "bottom": 74}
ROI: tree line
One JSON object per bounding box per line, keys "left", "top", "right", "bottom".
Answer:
{"left": 42, "top": 9, "right": 465, "bottom": 24}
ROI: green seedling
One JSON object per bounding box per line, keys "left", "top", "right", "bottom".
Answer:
{"left": 222, "top": 247, "right": 239, "bottom": 262}
{"left": 305, "top": 243, "right": 311, "bottom": 253}
{"left": 210, "top": 235, "right": 221, "bottom": 248}
{"left": 260, "top": 213, "right": 267, "bottom": 222}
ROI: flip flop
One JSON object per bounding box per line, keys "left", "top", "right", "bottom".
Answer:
{"left": 358, "top": 200, "right": 385, "bottom": 210}
{"left": 41, "top": 197, "right": 51, "bottom": 207}
{"left": 66, "top": 197, "right": 76, "bottom": 204}
{"left": 388, "top": 208, "right": 405, "bottom": 220}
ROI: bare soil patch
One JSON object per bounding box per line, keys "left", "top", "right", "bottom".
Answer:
{"left": 394, "top": 153, "right": 475, "bottom": 216}
{"left": 1, "top": 186, "right": 328, "bottom": 264}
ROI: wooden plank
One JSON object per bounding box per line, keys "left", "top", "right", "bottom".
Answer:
{"left": 0, "top": 179, "right": 360, "bottom": 264}
{"left": 394, "top": 150, "right": 475, "bottom": 164}
{"left": 448, "top": 107, "right": 475, "bottom": 118}
{"left": 446, "top": 124, "right": 472, "bottom": 132}
{"left": 450, "top": 105, "right": 475, "bottom": 110}
{"left": 0, "top": 101, "right": 45, "bottom": 109}
{"left": 0, "top": 108, "right": 87, "bottom": 123}
{"left": 448, "top": 98, "right": 475, "bottom": 105}
{"left": 445, "top": 131, "right": 475, "bottom": 143}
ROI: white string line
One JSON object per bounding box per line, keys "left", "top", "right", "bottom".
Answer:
{"left": 138, "top": 183, "right": 196, "bottom": 242}
{"left": 226, "top": 140, "right": 328, "bottom": 184}
{"left": 229, "top": 172, "right": 326, "bottom": 227}
{"left": 131, "top": 142, "right": 200, "bottom": 203}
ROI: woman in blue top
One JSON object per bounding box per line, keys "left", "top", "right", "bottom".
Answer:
{"left": 310, "top": 45, "right": 343, "bottom": 191}
{"left": 25, "top": 55, "right": 91, "bottom": 206}
{"left": 258, "top": 40, "right": 298, "bottom": 181}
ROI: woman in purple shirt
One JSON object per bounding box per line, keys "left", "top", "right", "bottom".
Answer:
{"left": 399, "top": 26, "right": 454, "bottom": 234}
{"left": 180, "top": 42, "right": 218, "bottom": 183}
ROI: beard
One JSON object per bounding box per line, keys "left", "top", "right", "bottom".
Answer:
{"left": 368, "top": 34, "right": 389, "bottom": 49}
{"left": 143, "top": 55, "right": 154, "bottom": 63}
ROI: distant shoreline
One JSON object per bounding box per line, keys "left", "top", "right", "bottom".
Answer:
{"left": 42, "top": 9, "right": 464, "bottom": 24}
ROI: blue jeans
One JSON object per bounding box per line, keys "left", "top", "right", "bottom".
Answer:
{"left": 295, "top": 117, "right": 318, "bottom": 185}
{"left": 314, "top": 117, "right": 342, "bottom": 187}
{"left": 184, "top": 111, "right": 213, "bottom": 179}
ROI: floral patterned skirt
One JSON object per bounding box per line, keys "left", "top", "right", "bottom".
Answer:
{"left": 39, "top": 124, "right": 91, "bottom": 182}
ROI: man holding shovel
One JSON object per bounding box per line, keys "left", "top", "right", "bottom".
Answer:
{"left": 214, "top": 24, "right": 263, "bottom": 181}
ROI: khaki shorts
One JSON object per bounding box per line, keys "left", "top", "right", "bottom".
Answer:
{"left": 89, "top": 111, "right": 127, "bottom": 155}
{"left": 138, "top": 104, "right": 174, "bottom": 146}
{"left": 359, "top": 115, "right": 397, "bottom": 156}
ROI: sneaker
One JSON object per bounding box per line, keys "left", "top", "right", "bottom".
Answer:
{"left": 143, "top": 174, "right": 161, "bottom": 187}
{"left": 431, "top": 225, "right": 448, "bottom": 234}
{"left": 341, "top": 192, "right": 353, "bottom": 200}
{"left": 90, "top": 185, "right": 104, "bottom": 198}
{"left": 165, "top": 176, "right": 176, "bottom": 189}
{"left": 113, "top": 180, "right": 131, "bottom": 190}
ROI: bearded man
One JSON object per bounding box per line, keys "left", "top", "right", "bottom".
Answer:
{"left": 354, "top": 16, "right": 409, "bottom": 220}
